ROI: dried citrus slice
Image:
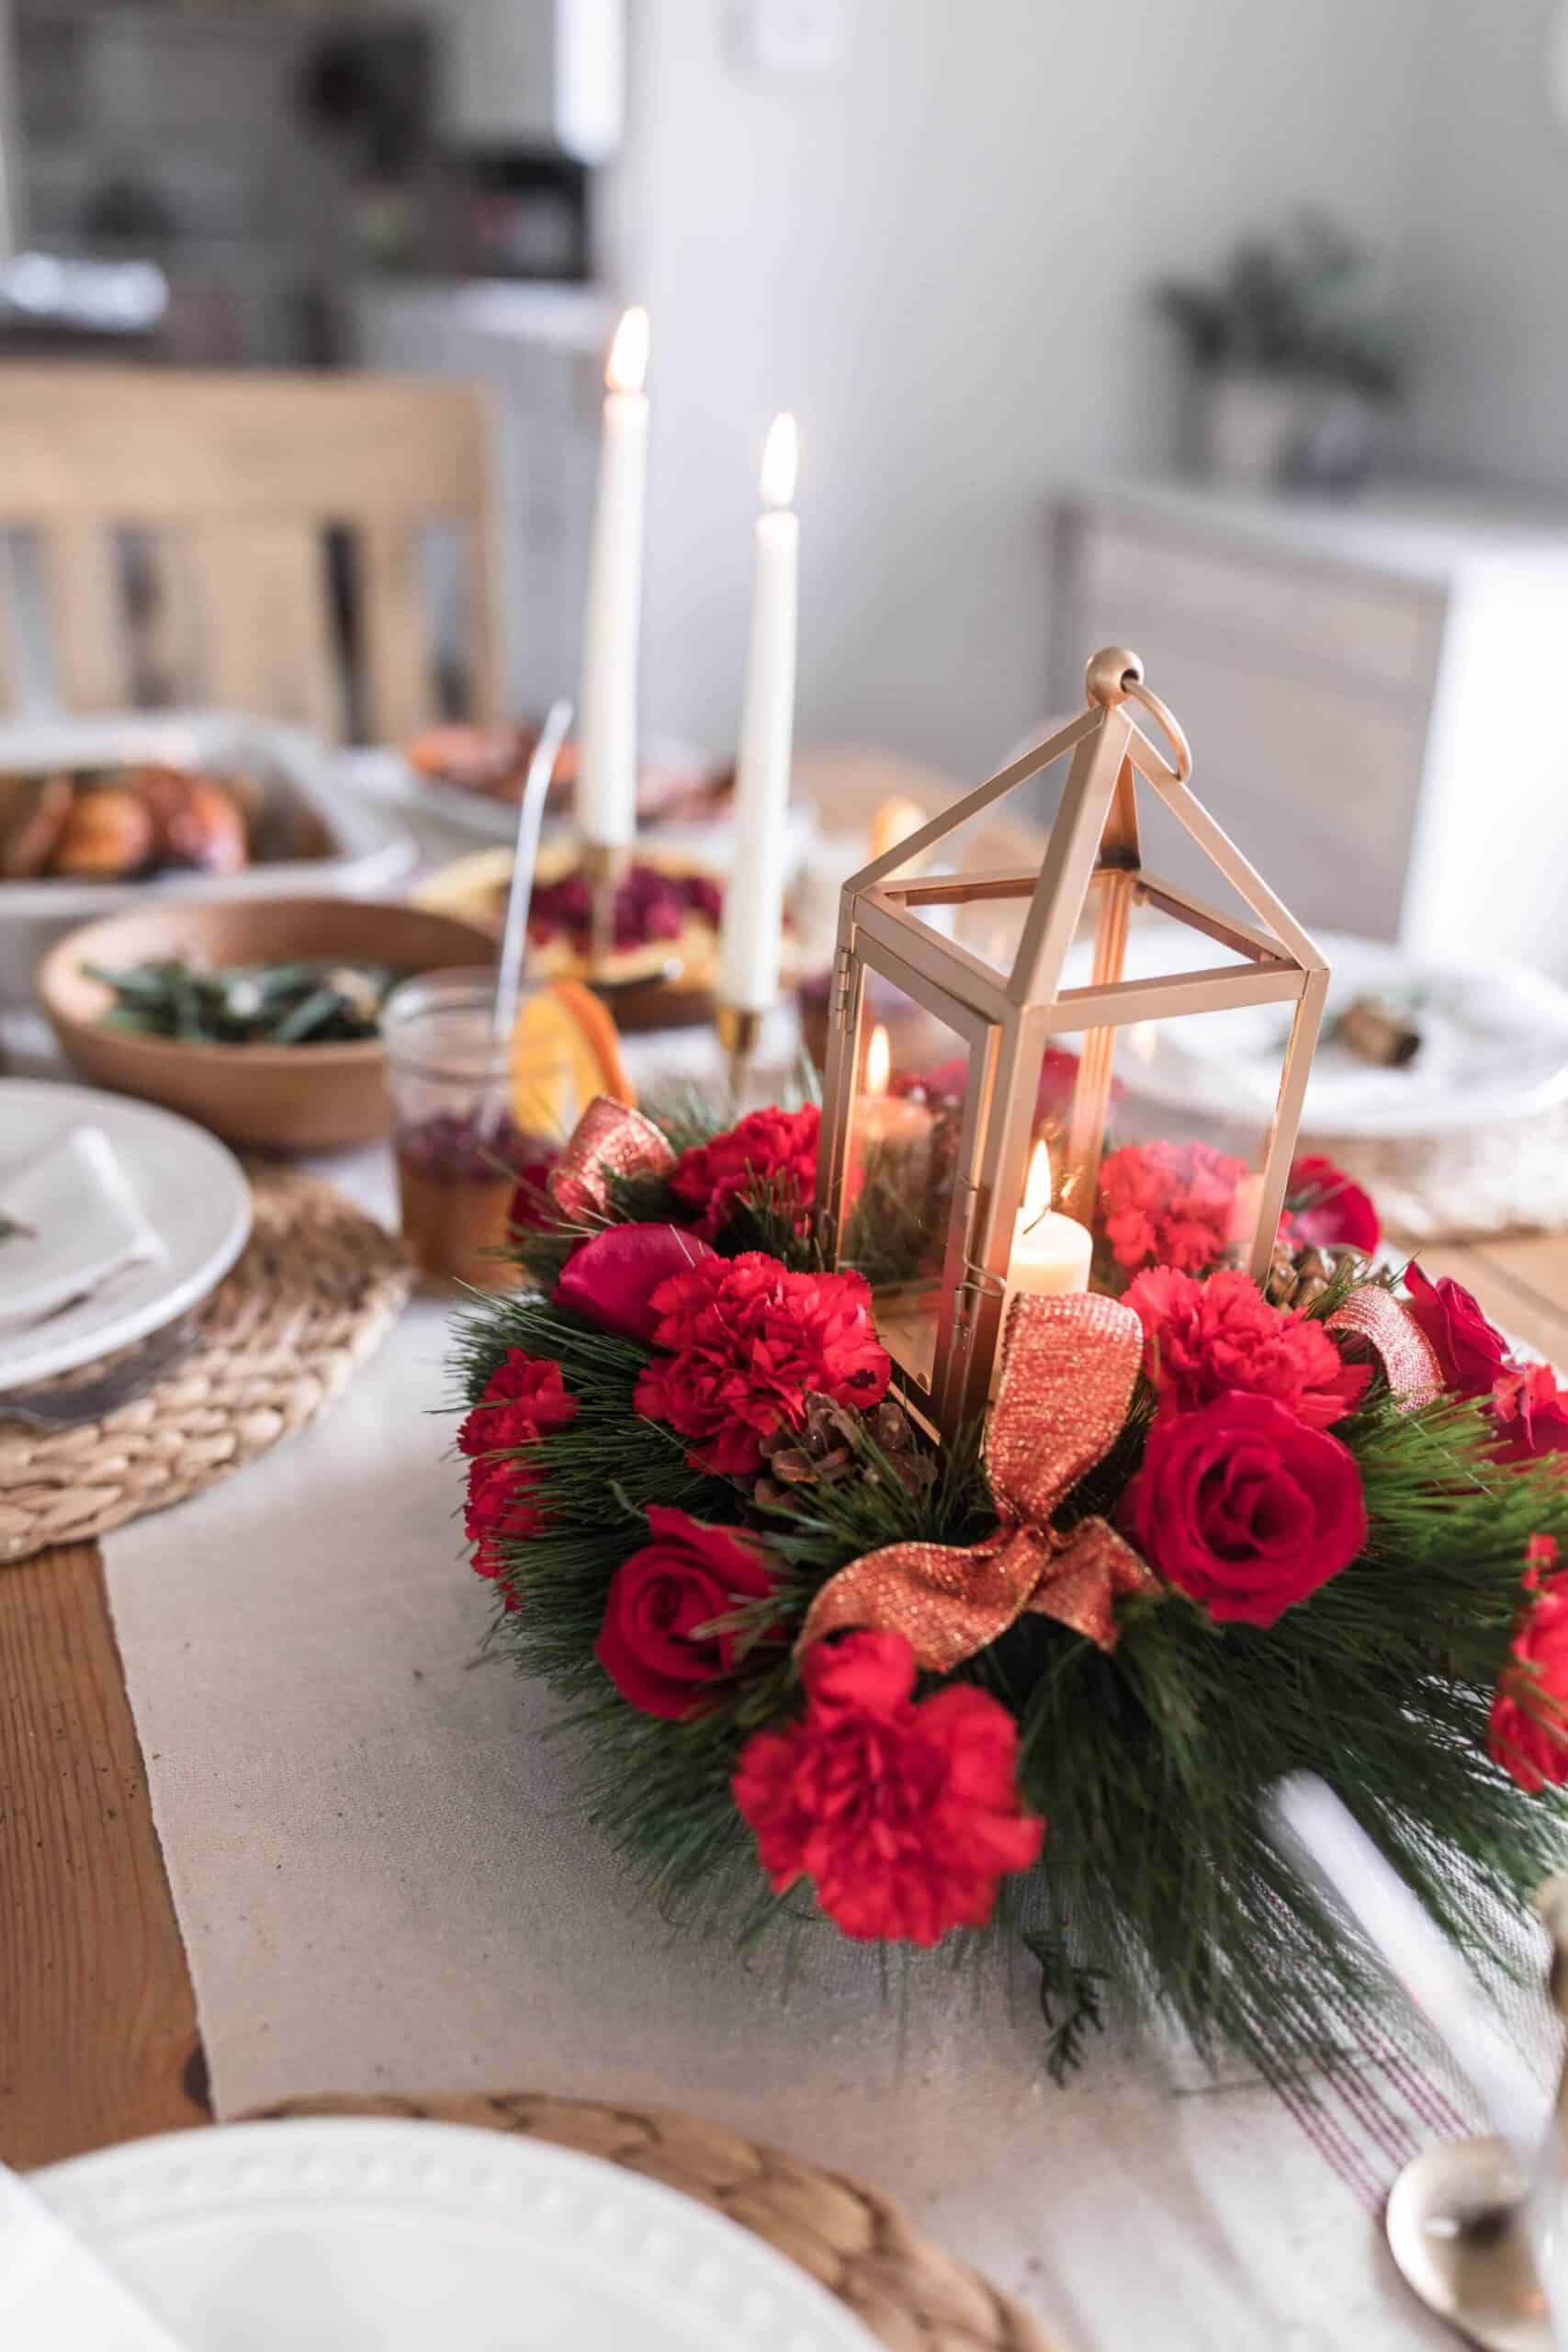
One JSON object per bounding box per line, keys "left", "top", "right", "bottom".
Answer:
{"left": 511, "top": 978, "right": 634, "bottom": 1136}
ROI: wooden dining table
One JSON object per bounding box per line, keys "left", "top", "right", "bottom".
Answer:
{"left": 6, "top": 1220, "right": 1568, "bottom": 2177}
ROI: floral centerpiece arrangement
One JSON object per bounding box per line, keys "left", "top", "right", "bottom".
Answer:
{"left": 453, "top": 1079, "right": 1568, "bottom": 2083}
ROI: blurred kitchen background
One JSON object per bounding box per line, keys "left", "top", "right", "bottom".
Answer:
{"left": 3, "top": 0, "right": 1568, "bottom": 967}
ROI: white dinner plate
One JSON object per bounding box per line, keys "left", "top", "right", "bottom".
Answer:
{"left": 0, "top": 1080, "right": 250, "bottom": 1391}
{"left": 1080, "top": 930, "right": 1568, "bottom": 1140}
{"left": 30, "top": 2118, "right": 875, "bottom": 2352}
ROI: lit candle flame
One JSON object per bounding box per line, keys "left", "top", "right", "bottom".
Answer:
{"left": 606, "top": 306, "right": 649, "bottom": 395}
{"left": 1021, "top": 1138, "right": 1053, "bottom": 1227}
{"left": 760, "top": 412, "right": 797, "bottom": 509}
{"left": 866, "top": 1023, "right": 891, "bottom": 1097}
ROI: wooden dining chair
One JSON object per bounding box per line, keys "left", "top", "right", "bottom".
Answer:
{"left": 0, "top": 365, "right": 502, "bottom": 742}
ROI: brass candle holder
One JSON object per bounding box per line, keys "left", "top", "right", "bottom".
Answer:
{"left": 716, "top": 1001, "right": 766, "bottom": 1107}
{"left": 813, "top": 645, "right": 1330, "bottom": 1442}
{"left": 579, "top": 839, "right": 629, "bottom": 977}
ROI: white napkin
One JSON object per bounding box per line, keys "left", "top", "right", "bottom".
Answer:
{"left": 0, "top": 1125, "right": 164, "bottom": 1329}
{"left": 0, "top": 2163, "right": 188, "bottom": 2350}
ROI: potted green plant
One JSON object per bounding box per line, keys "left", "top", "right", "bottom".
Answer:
{"left": 1154, "top": 211, "right": 1403, "bottom": 491}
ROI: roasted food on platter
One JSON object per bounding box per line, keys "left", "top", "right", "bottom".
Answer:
{"left": 0, "top": 764, "right": 254, "bottom": 883}
{"left": 403, "top": 721, "right": 733, "bottom": 828}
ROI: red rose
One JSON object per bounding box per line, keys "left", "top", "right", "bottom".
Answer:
{"left": 457, "top": 1351, "right": 580, "bottom": 1457}
{"left": 554, "top": 1223, "right": 719, "bottom": 1344}
{"left": 1403, "top": 1265, "right": 1511, "bottom": 1397}
{"left": 595, "top": 1506, "right": 777, "bottom": 1719}
{"left": 732, "top": 1630, "right": 1043, "bottom": 1944}
{"left": 1098, "top": 1138, "right": 1248, "bottom": 1275}
{"left": 1287, "top": 1155, "right": 1381, "bottom": 1255}
{"left": 635, "top": 1250, "right": 891, "bottom": 1477}
{"left": 1124, "top": 1266, "right": 1370, "bottom": 1429}
{"left": 1489, "top": 1544, "right": 1568, "bottom": 1792}
{"left": 1122, "top": 1393, "right": 1366, "bottom": 1628}
{"left": 1490, "top": 1362, "right": 1568, "bottom": 1465}
{"left": 670, "top": 1104, "right": 821, "bottom": 1240}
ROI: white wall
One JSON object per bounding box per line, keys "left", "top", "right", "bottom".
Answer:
{"left": 1400, "top": 0, "right": 1568, "bottom": 491}
{"left": 609, "top": 0, "right": 1426, "bottom": 776}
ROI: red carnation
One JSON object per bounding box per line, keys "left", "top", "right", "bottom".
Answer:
{"left": 1403, "top": 1265, "right": 1511, "bottom": 1397}
{"left": 458, "top": 1351, "right": 578, "bottom": 1594}
{"left": 457, "top": 1350, "right": 580, "bottom": 1458}
{"left": 595, "top": 1507, "right": 777, "bottom": 1719}
{"left": 1122, "top": 1392, "right": 1366, "bottom": 1628}
{"left": 635, "top": 1250, "right": 891, "bottom": 1476}
{"left": 894, "top": 1046, "right": 1101, "bottom": 1122}
{"left": 1287, "top": 1155, "right": 1381, "bottom": 1255}
{"left": 670, "top": 1104, "right": 821, "bottom": 1240}
{"left": 1125, "top": 1266, "right": 1370, "bottom": 1429}
{"left": 732, "top": 1630, "right": 1043, "bottom": 1944}
{"left": 1490, "top": 1539, "right": 1568, "bottom": 1792}
{"left": 1098, "top": 1138, "right": 1247, "bottom": 1276}
{"left": 1490, "top": 1362, "right": 1568, "bottom": 1465}
{"left": 464, "top": 1455, "right": 540, "bottom": 1593}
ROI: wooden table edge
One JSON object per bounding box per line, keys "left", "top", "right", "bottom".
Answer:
{"left": 1, "top": 1534, "right": 210, "bottom": 2169}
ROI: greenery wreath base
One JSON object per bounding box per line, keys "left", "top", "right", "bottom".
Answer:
{"left": 452, "top": 1091, "right": 1568, "bottom": 2086}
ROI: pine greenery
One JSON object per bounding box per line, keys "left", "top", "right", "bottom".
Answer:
{"left": 453, "top": 1132, "right": 1568, "bottom": 2086}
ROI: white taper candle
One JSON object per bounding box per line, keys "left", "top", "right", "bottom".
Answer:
{"left": 718, "top": 413, "right": 799, "bottom": 1014}
{"left": 576, "top": 306, "right": 649, "bottom": 851}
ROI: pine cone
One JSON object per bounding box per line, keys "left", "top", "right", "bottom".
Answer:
{"left": 1263, "top": 1238, "right": 1341, "bottom": 1312}
{"left": 753, "top": 1393, "right": 936, "bottom": 1510}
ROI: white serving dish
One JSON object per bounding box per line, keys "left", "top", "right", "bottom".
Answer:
{"left": 1091, "top": 929, "right": 1568, "bottom": 1140}
{"left": 339, "top": 738, "right": 816, "bottom": 872}
{"left": 0, "top": 711, "right": 415, "bottom": 1001}
{"left": 27, "top": 2118, "right": 875, "bottom": 2352}
{"left": 0, "top": 1079, "right": 251, "bottom": 1392}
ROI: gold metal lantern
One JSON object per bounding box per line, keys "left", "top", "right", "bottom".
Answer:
{"left": 813, "top": 647, "right": 1330, "bottom": 1441}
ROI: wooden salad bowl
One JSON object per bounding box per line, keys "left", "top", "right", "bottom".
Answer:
{"left": 36, "top": 896, "right": 495, "bottom": 1151}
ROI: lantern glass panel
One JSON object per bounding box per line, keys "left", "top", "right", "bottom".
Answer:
{"left": 836, "top": 971, "right": 981, "bottom": 1397}
{"left": 1023, "top": 988, "right": 1299, "bottom": 1292}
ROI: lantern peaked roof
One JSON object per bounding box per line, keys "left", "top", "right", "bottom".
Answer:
{"left": 842, "top": 645, "right": 1326, "bottom": 1011}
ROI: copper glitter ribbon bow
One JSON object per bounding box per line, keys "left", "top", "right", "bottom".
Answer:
{"left": 1325, "top": 1283, "right": 1444, "bottom": 1409}
{"left": 547, "top": 1095, "right": 675, "bottom": 1221}
{"left": 798, "top": 1291, "right": 1158, "bottom": 1672}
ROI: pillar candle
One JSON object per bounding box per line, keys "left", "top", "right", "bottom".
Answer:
{"left": 1004, "top": 1139, "right": 1092, "bottom": 1309}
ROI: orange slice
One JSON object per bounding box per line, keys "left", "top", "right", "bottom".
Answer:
{"left": 511, "top": 978, "right": 634, "bottom": 1136}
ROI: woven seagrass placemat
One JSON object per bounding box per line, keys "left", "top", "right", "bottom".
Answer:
{"left": 0, "top": 1167, "right": 412, "bottom": 1564}
{"left": 250, "top": 2091, "right": 1056, "bottom": 2352}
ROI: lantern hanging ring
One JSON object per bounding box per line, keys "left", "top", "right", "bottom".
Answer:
{"left": 1083, "top": 645, "right": 1192, "bottom": 782}
{"left": 1122, "top": 678, "right": 1191, "bottom": 782}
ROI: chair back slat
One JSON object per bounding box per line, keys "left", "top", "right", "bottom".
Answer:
{"left": 41, "top": 522, "right": 133, "bottom": 710}
{"left": 182, "top": 524, "right": 344, "bottom": 740}
{"left": 357, "top": 518, "right": 436, "bottom": 745}
{"left": 0, "top": 368, "right": 501, "bottom": 741}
